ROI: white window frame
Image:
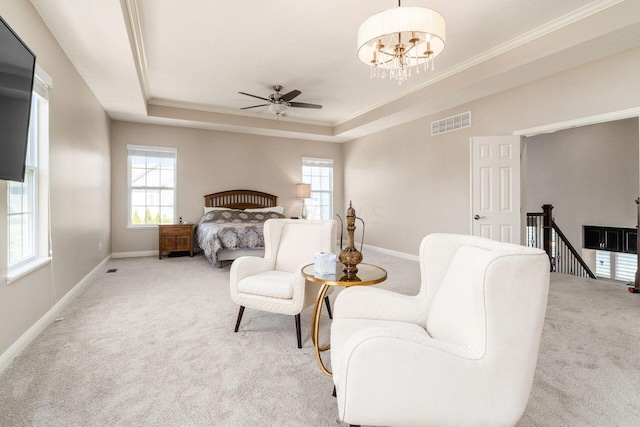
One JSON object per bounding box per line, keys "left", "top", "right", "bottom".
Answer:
{"left": 302, "top": 157, "right": 334, "bottom": 220}
{"left": 127, "top": 145, "right": 178, "bottom": 228}
{"left": 7, "top": 67, "right": 52, "bottom": 281}
{"left": 7, "top": 131, "right": 37, "bottom": 268}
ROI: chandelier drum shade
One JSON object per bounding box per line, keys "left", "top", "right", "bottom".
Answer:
{"left": 357, "top": 2, "right": 445, "bottom": 83}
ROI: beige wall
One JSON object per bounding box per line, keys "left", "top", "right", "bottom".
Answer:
{"left": 344, "top": 48, "right": 640, "bottom": 255}
{"left": 110, "top": 122, "right": 343, "bottom": 253}
{"left": 526, "top": 119, "right": 639, "bottom": 249}
{"left": 0, "top": 3, "right": 111, "bottom": 356}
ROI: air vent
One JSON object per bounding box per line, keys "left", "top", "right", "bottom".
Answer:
{"left": 431, "top": 111, "right": 471, "bottom": 135}
{"left": 106, "top": 269, "right": 118, "bottom": 273}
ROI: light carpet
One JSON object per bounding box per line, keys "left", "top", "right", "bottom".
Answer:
{"left": 0, "top": 251, "right": 639, "bottom": 426}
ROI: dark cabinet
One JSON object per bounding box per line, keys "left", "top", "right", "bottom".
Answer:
{"left": 583, "top": 225, "right": 636, "bottom": 253}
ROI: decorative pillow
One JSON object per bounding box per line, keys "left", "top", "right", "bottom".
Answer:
{"left": 204, "top": 206, "right": 238, "bottom": 215}
{"left": 201, "top": 210, "right": 285, "bottom": 224}
{"left": 245, "top": 206, "right": 285, "bottom": 215}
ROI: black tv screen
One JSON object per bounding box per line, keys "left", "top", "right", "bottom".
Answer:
{"left": 0, "top": 15, "right": 36, "bottom": 183}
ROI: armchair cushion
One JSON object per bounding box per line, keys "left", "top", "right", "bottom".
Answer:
{"left": 237, "top": 271, "right": 295, "bottom": 299}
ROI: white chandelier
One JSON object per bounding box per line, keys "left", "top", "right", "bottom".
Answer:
{"left": 357, "top": 1, "right": 446, "bottom": 84}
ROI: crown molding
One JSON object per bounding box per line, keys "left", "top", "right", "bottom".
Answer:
{"left": 121, "top": 0, "right": 150, "bottom": 101}
{"left": 514, "top": 107, "right": 640, "bottom": 136}
{"left": 148, "top": 98, "right": 333, "bottom": 128}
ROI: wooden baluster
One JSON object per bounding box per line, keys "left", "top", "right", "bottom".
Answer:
{"left": 629, "top": 198, "right": 640, "bottom": 293}
{"left": 542, "top": 205, "right": 553, "bottom": 270}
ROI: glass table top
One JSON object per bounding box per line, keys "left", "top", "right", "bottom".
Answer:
{"left": 301, "top": 263, "right": 387, "bottom": 287}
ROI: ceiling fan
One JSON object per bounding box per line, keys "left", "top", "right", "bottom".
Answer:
{"left": 238, "top": 85, "right": 322, "bottom": 116}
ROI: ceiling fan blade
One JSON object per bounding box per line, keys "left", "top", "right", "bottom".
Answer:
{"left": 289, "top": 102, "right": 322, "bottom": 109}
{"left": 240, "top": 104, "right": 269, "bottom": 110}
{"left": 280, "top": 90, "right": 301, "bottom": 102}
{"left": 239, "top": 92, "right": 270, "bottom": 102}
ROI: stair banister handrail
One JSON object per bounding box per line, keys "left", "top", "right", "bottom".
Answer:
{"left": 551, "top": 221, "right": 596, "bottom": 279}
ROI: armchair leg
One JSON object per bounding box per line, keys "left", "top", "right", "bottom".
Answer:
{"left": 234, "top": 306, "right": 245, "bottom": 332}
{"left": 295, "top": 313, "right": 302, "bottom": 349}
{"left": 324, "top": 296, "right": 333, "bottom": 319}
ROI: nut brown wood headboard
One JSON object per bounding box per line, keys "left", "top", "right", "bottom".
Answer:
{"left": 204, "top": 190, "right": 278, "bottom": 210}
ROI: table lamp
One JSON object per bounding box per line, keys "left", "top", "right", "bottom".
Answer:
{"left": 296, "top": 183, "right": 311, "bottom": 219}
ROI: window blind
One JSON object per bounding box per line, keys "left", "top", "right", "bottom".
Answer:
{"left": 596, "top": 250, "right": 611, "bottom": 278}
{"left": 615, "top": 252, "right": 637, "bottom": 282}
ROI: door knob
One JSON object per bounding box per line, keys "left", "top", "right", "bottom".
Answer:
{"left": 474, "top": 215, "right": 486, "bottom": 220}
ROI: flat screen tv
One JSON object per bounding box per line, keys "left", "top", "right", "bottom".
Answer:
{"left": 0, "top": 15, "right": 36, "bottom": 183}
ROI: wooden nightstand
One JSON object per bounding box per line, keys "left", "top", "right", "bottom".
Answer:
{"left": 158, "top": 224, "right": 194, "bottom": 259}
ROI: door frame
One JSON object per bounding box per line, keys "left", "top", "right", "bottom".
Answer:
{"left": 469, "top": 136, "right": 523, "bottom": 244}
{"left": 470, "top": 107, "right": 640, "bottom": 242}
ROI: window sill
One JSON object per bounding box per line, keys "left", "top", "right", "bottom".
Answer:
{"left": 6, "top": 257, "right": 52, "bottom": 285}
{"left": 127, "top": 225, "right": 160, "bottom": 230}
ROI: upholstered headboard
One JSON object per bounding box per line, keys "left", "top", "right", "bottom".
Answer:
{"left": 204, "top": 190, "right": 278, "bottom": 210}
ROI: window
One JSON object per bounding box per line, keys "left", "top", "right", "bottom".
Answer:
{"left": 614, "top": 252, "right": 637, "bottom": 282}
{"left": 8, "top": 96, "right": 37, "bottom": 267}
{"left": 7, "top": 85, "right": 48, "bottom": 269}
{"left": 595, "top": 250, "right": 637, "bottom": 282}
{"left": 302, "top": 157, "right": 333, "bottom": 220}
{"left": 128, "top": 145, "right": 177, "bottom": 227}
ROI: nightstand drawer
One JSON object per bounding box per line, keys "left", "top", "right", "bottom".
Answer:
{"left": 160, "top": 225, "right": 192, "bottom": 235}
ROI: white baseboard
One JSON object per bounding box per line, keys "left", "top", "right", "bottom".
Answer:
{"left": 341, "top": 240, "right": 419, "bottom": 262}
{"left": 112, "top": 250, "right": 157, "bottom": 259}
{"left": 0, "top": 255, "right": 111, "bottom": 375}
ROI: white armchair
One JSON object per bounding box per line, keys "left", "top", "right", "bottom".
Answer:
{"left": 330, "top": 233, "right": 550, "bottom": 427}
{"left": 230, "top": 218, "right": 337, "bottom": 348}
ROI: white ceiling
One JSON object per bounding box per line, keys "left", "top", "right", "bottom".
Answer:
{"left": 30, "top": 0, "right": 640, "bottom": 142}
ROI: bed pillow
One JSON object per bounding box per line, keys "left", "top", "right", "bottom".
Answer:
{"left": 245, "top": 206, "right": 285, "bottom": 215}
{"left": 204, "top": 206, "right": 238, "bottom": 215}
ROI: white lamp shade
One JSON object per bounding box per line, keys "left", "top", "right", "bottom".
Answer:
{"left": 357, "top": 6, "right": 446, "bottom": 65}
{"left": 296, "top": 183, "right": 311, "bottom": 199}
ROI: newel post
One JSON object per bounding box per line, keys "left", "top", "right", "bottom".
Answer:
{"left": 542, "top": 204, "right": 554, "bottom": 271}
{"left": 629, "top": 198, "right": 640, "bottom": 294}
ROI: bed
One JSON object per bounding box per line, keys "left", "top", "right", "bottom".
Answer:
{"left": 196, "top": 190, "right": 284, "bottom": 267}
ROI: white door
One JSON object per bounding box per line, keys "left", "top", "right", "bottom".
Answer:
{"left": 471, "top": 136, "right": 521, "bottom": 244}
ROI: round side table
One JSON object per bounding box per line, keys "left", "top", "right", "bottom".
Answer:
{"left": 301, "top": 262, "right": 387, "bottom": 376}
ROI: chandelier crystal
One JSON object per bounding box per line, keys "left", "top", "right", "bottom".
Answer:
{"left": 357, "top": 1, "right": 446, "bottom": 84}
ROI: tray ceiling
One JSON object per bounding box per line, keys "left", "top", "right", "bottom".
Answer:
{"left": 30, "top": 0, "right": 640, "bottom": 141}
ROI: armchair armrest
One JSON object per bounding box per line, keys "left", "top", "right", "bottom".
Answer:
{"left": 333, "top": 327, "right": 491, "bottom": 426}
{"left": 333, "top": 286, "right": 427, "bottom": 325}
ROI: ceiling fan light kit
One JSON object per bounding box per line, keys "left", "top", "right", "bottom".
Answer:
{"left": 268, "top": 103, "right": 288, "bottom": 116}
{"left": 358, "top": 0, "right": 446, "bottom": 84}
{"left": 239, "top": 85, "right": 322, "bottom": 117}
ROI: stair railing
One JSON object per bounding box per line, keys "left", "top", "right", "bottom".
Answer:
{"left": 526, "top": 204, "right": 596, "bottom": 279}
